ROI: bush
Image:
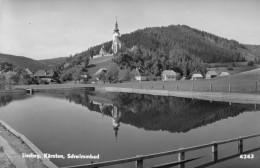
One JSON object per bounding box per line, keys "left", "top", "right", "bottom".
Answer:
{"left": 39, "top": 79, "right": 47, "bottom": 85}
{"left": 118, "top": 69, "right": 132, "bottom": 82}
{"left": 247, "top": 61, "right": 254, "bottom": 66}
{"left": 227, "top": 65, "right": 234, "bottom": 70}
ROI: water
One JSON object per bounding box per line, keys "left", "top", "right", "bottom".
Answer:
{"left": 0, "top": 89, "right": 259, "bottom": 168}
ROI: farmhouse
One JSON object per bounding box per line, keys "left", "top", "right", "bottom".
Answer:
{"left": 33, "top": 69, "right": 59, "bottom": 84}
{"left": 33, "top": 69, "right": 59, "bottom": 79}
{"left": 133, "top": 69, "right": 147, "bottom": 81}
{"left": 161, "top": 70, "right": 179, "bottom": 81}
{"left": 93, "top": 68, "right": 107, "bottom": 77}
{"left": 191, "top": 73, "right": 203, "bottom": 80}
{"left": 206, "top": 70, "right": 218, "bottom": 79}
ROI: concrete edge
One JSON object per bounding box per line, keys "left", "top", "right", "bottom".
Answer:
{"left": 0, "top": 135, "right": 28, "bottom": 168}
{"left": 0, "top": 120, "right": 58, "bottom": 168}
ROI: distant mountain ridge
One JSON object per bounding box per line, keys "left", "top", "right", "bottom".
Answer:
{"left": 38, "top": 57, "right": 68, "bottom": 67}
{"left": 0, "top": 53, "right": 47, "bottom": 72}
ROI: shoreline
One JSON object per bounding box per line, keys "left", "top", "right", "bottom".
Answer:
{"left": 12, "top": 83, "right": 260, "bottom": 105}
{"left": 0, "top": 120, "right": 58, "bottom": 168}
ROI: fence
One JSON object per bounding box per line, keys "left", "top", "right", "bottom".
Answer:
{"left": 62, "top": 133, "right": 260, "bottom": 168}
{"left": 99, "top": 80, "right": 260, "bottom": 94}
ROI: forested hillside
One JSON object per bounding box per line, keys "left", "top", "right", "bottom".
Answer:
{"left": 0, "top": 53, "right": 47, "bottom": 72}
{"left": 39, "top": 57, "right": 68, "bottom": 67}
{"left": 120, "top": 25, "right": 246, "bottom": 63}
{"left": 58, "top": 24, "right": 259, "bottom": 81}
{"left": 245, "top": 45, "right": 260, "bottom": 58}
{"left": 78, "top": 25, "right": 251, "bottom": 63}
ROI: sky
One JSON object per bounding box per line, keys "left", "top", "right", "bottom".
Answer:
{"left": 0, "top": 0, "right": 259, "bottom": 60}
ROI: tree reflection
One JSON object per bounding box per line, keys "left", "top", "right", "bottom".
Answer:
{"left": 0, "top": 94, "right": 30, "bottom": 107}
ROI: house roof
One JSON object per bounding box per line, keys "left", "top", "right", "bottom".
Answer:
{"left": 93, "top": 67, "right": 107, "bottom": 76}
{"left": 192, "top": 73, "right": 203, "bottom": 78}
{"left": 33, "top": 69, "right": 56, "bottom": 77}
{"left": 162, "top": 70, "right": 177, "bottom": 76}
{"left": 206, "top": 70, "right": 218, "bottom": 76}
{"left": 33, "top": 70, "right": 45, "bottom": 77}
{"left": 25, "top": 68, "right": 33, "bottom": 75}
{"left": 219, "top": 72, "right": 230, "bottom": 76}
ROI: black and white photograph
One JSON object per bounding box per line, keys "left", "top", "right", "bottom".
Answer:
{"left": 0, "top": 0, "right": 260, "bottom": 168}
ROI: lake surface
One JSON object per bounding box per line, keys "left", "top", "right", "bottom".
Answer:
{"left": 0, "top": 89, "right": 260, "bottom": 168}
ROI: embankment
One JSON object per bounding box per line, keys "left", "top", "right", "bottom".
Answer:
{"left": 0, "top": 120, "right": 58, "bottom": 168}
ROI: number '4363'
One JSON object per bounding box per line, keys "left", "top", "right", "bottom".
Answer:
{"left": 239, "top": 154, "right": 254, "bottom": 159}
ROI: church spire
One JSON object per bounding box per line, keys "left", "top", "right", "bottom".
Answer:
{"left": 114, "top": 17, "right": 119, "bottom": 32}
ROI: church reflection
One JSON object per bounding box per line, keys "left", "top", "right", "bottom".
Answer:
{"left": 4, "top": 90, "right": 258, "bottom": 140}
{"left": 111, "top": 105, "right": 121, "bottom": 143}
{"left": 89, "top": 100, "right": 122, "bottom": 143}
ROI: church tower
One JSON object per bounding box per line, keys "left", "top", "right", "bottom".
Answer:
{"left": 112, "top": 18, "right": 122, "bottom": 54}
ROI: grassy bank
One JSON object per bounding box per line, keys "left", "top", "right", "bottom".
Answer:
{"left": 13, "top": 72, "right": 260, "bottom": 94}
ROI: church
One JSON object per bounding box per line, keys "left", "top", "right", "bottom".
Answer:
{"left": 111, "top": 19, "right": 122, "bottom": 54}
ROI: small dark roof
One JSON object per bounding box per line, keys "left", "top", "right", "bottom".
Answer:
{"left": 206, "top": 70, "right": 218, "bottom": 76}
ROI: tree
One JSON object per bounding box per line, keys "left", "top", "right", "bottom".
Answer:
{"left": 0, "top": 60, "right": 15, "bottom": 72}
{"left": 83, "top": 56, "right": 90, "bottom": 68}
{"left": 247, "top": 61, "right": 254, "bottom": 66}
{"left": 109, "top": 48, "right": 113, "bottom": 54}
{"left": 9, "top": 74, "right": 20, "bottom": 84}
{"left": 118, "top": 69, "right": 132, "bottom": 82}
{"left": 0, "top": 75, "right": 6, "bottom": 90}
{"left": 106, "top": 63, "right": 120, "bottom": 83}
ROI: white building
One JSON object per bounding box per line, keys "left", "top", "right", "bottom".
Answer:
{"left": 191, "top": 73, "right": 203, "bottom": 80}
{"left": 111, "top": 18, "right": 122, "bottom": 54}
{"left": 161, "top": 70, "right": 179, "bottom": 81}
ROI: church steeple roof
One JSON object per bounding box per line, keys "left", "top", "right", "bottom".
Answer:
{"left": 114, "top": 17, "right": 119, "bottom": 32}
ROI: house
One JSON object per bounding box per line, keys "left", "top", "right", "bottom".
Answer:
{"left": 219, "top": 72, "right": 230, "bottom": 77}
{"left": 133, "top": 69, "right": 147, "bottom": 81}
{"left": 135, "top": 75, "right": 147, "bottom": 81}
{"left": 33, "top": 69, "right": 59, "bottom": 84}
{"left": 191, "top": 73, "right": 203, "bottom": 80}
{"left": 206, "top": 70, "right": 218, "bottom": 79}
{"left": 161, "top": 70, "right": 179, "bottom": 81}
{"left": 93, "top": 68, "right": 107, "bottom": 77}
{"left": 25, "top": 68, "right": 33, "bottom": 76}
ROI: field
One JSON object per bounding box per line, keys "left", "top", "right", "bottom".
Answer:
{"left": 87, "top": 55, "right": 113, "bottom": 76}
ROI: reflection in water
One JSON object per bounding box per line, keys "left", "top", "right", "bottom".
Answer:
{"left": 2, "top": 90, "right": 257, "bottom": 135}
{"left": 0, "top": 93, "right": 31, "bottom": 107}
{"left": 111, "top": 105, "right": 121, "bottom": 143}
{"left": 33, "top": 90, "right": 259, "bottom": 137}
{"left": 0, "top": 90, "right": 259, "bottom": 168}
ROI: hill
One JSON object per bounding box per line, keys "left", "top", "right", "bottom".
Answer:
{"left": 0, "top": 53, "right": 47, "bottom": 72}
{"left": 239, "top": 68, "right": 260, "bottom": 75}
{"left": 87, "top": 56, "right": 114, "bottom": 76}
{"left": 39, "top": 57, "right": 67, "bottom": 67}
{"left": 245, "top": 45, "right": 260, "bottom": 59}
{"left": 60, "top": 24, "right": 260, "bottom": 81}
{"left": 83, "top": 25, "right": 259, "bottom": 64}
